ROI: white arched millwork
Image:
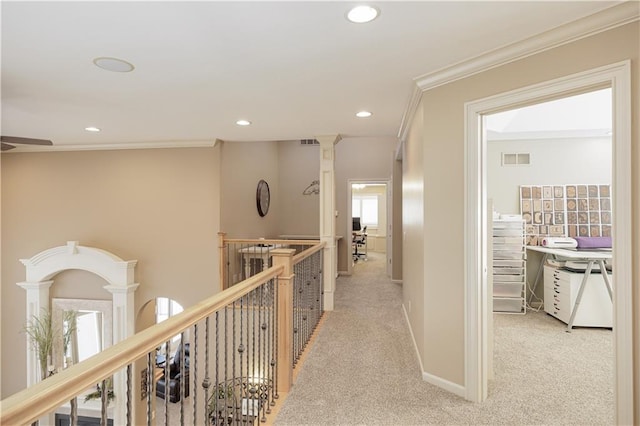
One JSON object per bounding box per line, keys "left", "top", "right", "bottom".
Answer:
{"left": 17, "top": 241, "right": 138, "bottom": 426}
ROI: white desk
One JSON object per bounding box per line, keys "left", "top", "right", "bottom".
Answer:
{"left": 238, "top": 245, "right": 281, "bottom": 279}
{"left": 527, "top": 246, "right": 612, "bottom": 331}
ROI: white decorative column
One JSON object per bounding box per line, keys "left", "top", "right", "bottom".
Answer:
{"left": 18, "top": 241, "right": 138, "bottom": 426}
{"left": 16, "top": 280, "right": 54, "bottom": 386}
{"left": 316, "top": 134, "right": 341, "bottom": 311}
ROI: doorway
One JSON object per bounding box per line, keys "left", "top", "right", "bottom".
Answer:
{"left": 485, "top": 87, "right": 614, "bottom": 420}
{"left": 346, "top": 179, "right": 391, "bottom": 277}
{"left": 464, "top": 61, "right": 633, "bottom": 422}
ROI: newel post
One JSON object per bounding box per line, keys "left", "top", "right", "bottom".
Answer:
{"left": 271, "top": 248, "right": 296, "bottom": 393}
{"left": 218, "top": 232, "right": 227, "bottom": 290}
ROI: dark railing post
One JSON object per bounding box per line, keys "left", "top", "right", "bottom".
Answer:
{"left": 270, "top": 249, "right": 295, "bottom": 393}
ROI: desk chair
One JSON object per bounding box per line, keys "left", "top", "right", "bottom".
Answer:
{"left": 353, "top": 226, "right": 368, "bottom": 262}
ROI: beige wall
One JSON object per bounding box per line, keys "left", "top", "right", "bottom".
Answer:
{"left": 405, "top": 21, "right": 639, "bottom": 409}
{"left": 1, "top": 146, "right": 221, "bottom": 398}
{"left": 335, "top": 136, "right": 398, "bottom": 272}
{"left": 220, "top": 141, "right": 280, "bottom": 238}
{"left": 402, "top": 101, "right": 425, "bottom": 365}
{"left": 277, "top": 140, "right": 320, "bottom": 236}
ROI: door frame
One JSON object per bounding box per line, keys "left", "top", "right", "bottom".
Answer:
{"left": 463, "top": 60, "right": 632, "bottom": 423}
{"left": 346, "top": 178, "right": 391, "bottom": 276}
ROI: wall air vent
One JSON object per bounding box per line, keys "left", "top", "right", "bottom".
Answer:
{"left": 502, "top": 152, "right": 530, "bottom": 166}
{"left": 300, "top": 139, "right": 319, "bottom": 146}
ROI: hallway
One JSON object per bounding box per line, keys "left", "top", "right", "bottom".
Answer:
{"left": 274, "top": 252, "right": 613, "bottom": 425}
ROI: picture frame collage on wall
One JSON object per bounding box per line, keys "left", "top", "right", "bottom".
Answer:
{"left": 519, "top": 184, "right": 611, "bottom": 245}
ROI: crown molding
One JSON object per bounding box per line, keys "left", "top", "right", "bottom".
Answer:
{"left": 1, "top": 139, "right": 218, "bottom": 153}
{"left": 397, "top": 84, "right": 423, "bottom": 143}
{"left": 396, "top": 2, "right": 639, "bottom": 144}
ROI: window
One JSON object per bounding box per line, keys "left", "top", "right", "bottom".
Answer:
{"left": 156, "top": 297, "right": 184, "bottom": 358}
{"left": 352, "top": 195, "right": 378, "bottom": 226}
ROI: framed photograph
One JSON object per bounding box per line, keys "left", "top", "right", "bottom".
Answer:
{"left": 601, "top": 198, "right": 611, "bottom": 211}
{"left": 533, "top": 199, "right": 542, "bottom": 212}
{"left": 588, "top": 185, "right": 598, "bottom": 197}
{"left": 532, "top": 186, "right": 542, "bottom": 199}
{"left": 599, "top": 185, "right": 610, "bottom": 197}
{"left": 578, "top": 199, "right": 588, "bottom": 211}
{"left": 554, "top": 186, "right": 563, "bottom": 198}
{"left": 549, "top": 225, "right": 564, "bottom": 236}
{"left": 578, "top": 212, "right": 588, "bottom": 224}
{"left": 590, "top": 226, "right": 601, "bottom": 237}
{"left": 601, "top": 212, "right": 611, "bottom": 224}
{"left": 539, "top": 225, "right": 548, "bottom": 234}
{"left": 568, "top": 225, "right": 577, "bottom": 237}
{"left": 521, "top": 186, "right": 531, "bottom": 198}
{"left": 579, "top": 225, "right": 589, "bottom": 236}
{"left": 543, "top": 186, "right": 553, "bottom": 198}
{"left": 566, "top": 199, "right": 577, "bottom": 211}
{"left": 521, "top": 200, "right": 531, "bottom": 213}
{"left": 554, "top": 212, "right": 565, "bottom": 224}
{"left": 543, "top": 200, "right": 553, "bottom": 212}
{"left": 533, "top": 211, "right": 542, "bottom": 224}
{"left": 544, "top": 212, "right": 553, "bottom": 225}
{"left": 566, "top": 186, "right": 576, "bottom": 198}
{"left": 554, "top": 199, "right": 564, "bottom": 210}
{"left": 577, "top": 185, "right": 588, "bottom": 197}
{"left": 522, "top": 212, "right": 532, "bottom": 224}
{"left": 602, "top": 225, "right": 612, "bottom": 237}
{"left": 589, "top": 212, "right": 600, "bottom": 224}
{"left": 567, "top": 212, "right": 577, "bottom": 224}
{"left": 589, "top": 199, "right": 599, "bottom": 211}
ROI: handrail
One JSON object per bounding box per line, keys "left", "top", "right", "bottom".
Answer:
{"left": 223, "top": 238, "right": 319, "bottom": 245}
{"left": 0, "top": 265, "right": 284, "bottom": 426}
{"left": 292, "top": 241, "right": 324, "bottom": 265}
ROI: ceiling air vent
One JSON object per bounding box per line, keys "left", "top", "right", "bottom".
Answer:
{"left": 502, "top": 152, "right": 530, "bottom": 166}
{"left": 300, "top": 139, "right": 319, "bottom": 146}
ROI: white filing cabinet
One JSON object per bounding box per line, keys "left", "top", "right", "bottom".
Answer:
{"left": 543, "top": 265, "right": 612, "bottom": 328}
{"left": 492, "top": 218, "right": 526, "bottom": 314}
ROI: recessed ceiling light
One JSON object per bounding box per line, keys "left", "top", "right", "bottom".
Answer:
{"left": 93, "top": 57, "right": 135, "bottom": 73}
{"left": 236, "top": 120, "right": 251, "bottom": 126}
{"left": 356, "top": 111, "right": 372, "bottom": 118}
{"left": 347, "top": 5, "right": 379, "bottom": 23}
{"left": 85, "top": 126, "right": 101, "bottom": 132}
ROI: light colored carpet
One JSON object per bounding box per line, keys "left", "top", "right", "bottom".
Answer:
{"left": 274, "top": 252, "right": 613, "bottom": 425}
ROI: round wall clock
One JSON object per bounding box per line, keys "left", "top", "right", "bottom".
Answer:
{"left": 256, "top": 179, "right": 270, "bottom": 217}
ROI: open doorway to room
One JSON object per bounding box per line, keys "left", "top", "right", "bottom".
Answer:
{"left": 464, "top": 61, "right": 632, "bottom": 423}
{"left": 347, "top": 180, "right": 391, "bottom": 277}
{"left": 485, "top": 88, "right": 614, "bottom": 423}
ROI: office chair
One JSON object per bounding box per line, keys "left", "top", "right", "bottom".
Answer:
{"left": 353, "top": 226, "right": 368, "bottom": 262}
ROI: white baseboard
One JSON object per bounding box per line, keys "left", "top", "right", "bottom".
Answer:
{"left": 401, "top": 304, "right": 425, "bottom": 373}
{"left": 422, "top": 371, "right": 466, "bottom": 399}
{"left": 402, "top": 304, "right": 466, "bottom": 399}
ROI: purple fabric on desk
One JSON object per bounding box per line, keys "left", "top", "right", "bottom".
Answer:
{"left": 573, "top": 236, "right": 612, "bottom": 248}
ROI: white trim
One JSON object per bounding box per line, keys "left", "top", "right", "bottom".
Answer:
{"left": 402, "top": 304, "right": 425, "bottom": 374}
{"left": 397, "top": 84, "right": 423, "bottom": 143}
{"left": 3, "top": 139, "right": 218, "bottom": 153}
{"left": 398, "top": 3, "right": 639, "bottom": 142}
{"left": 422, "top": 371, "right": 466, "bottom": 399}
{"left": 415, "top": 3, "right": 638, "bottom": 92}
{"left": 403, "top": 303, "right": 466, "bottom": 399}
{"left": 464, "top": 61, "right": 633, "bottom": 423}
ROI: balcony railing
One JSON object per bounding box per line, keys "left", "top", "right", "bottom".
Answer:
{"left": 0, "top": 239, "right": 325, "bottom": 426}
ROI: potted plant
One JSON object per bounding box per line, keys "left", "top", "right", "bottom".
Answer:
{"left": 24, "top": 309, "right": 55, "bottom": 380}
{"left": 24, "top": 309, "right": 78, "bottom": 380}
{"left": 84, "top": 377, "right": 115, "bottom": 404}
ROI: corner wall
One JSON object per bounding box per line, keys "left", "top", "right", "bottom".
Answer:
{"left": 406, "top": 21, "right": 638, "bottom": 405}
{"left": 0, "top": 146, "right": 221, "bottom": 398}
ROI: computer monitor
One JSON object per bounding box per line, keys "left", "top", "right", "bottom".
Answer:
{"left": 352, "top": 217, "right": 362, "bottom": 232}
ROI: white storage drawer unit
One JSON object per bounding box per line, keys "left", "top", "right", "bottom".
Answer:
{"left": 543, "top": 265, "right": 612, "bottom": 328}
{"left": 492, "top": 218, "right": 526, "bottom": 314}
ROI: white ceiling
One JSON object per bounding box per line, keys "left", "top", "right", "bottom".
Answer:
{"left": 486, "top": 88, "right": 612, "bottom": 140}
{"left": 1, "top": 1, "right": 623, "bottom": 150}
